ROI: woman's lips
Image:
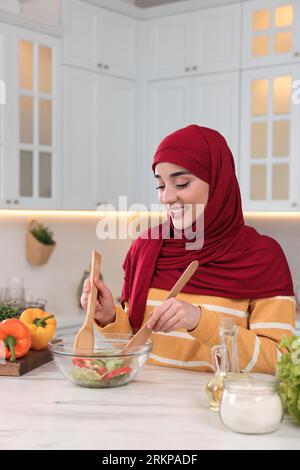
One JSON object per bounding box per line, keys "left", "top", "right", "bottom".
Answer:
{"left": 168, "top": 206, "right": 189, "bottom": 219}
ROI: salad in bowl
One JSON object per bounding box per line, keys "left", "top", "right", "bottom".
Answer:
{"left": 48, "top": 333, "right": 152, "bottom": 388}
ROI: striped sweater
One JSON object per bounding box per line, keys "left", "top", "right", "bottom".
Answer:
{"left": 95, "top": 288, "right": 296, "bottom": 375}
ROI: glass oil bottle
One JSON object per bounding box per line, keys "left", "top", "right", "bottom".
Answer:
{"left": 206, "top": 318, "right": 239, "bottom": 412}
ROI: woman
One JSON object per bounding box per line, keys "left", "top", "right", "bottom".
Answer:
{"left": 81, "top": 125, "right": 296, "bottom": 375}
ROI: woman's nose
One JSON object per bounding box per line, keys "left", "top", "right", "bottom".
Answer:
{"left": 160, "top": 186, "right": 178, "bottom": 205}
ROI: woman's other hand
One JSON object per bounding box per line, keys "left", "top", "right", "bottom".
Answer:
{"left": 146, "top": 298, "right": 201, "bottom": 333}
{"left": 81, "top": 277, "right": 116, "bottom": 327}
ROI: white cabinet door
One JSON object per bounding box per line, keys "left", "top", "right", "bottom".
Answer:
{"left": 63, "top": 0, "right": 137, "bottom": 79}
{"left": 146, "top": 79, "right": 192, "bottom": 206}
{"left": 97, "top": 9, "right": 137, "bottom": 80}
{"left": 240, "top": 64, "right": 300, "bottom": 211}
{"left": 146, "top": 13, "right": 192, "bottom": 80}
{"left": 192, "top": 4, "right": 241, "bottom": 74}
{"left": 62, "top": 0, "right": 98, "bottom": 71}
{"left": 62, "top": 66, "right": 103, "bottom": 210}
{"left": 242, "top": 0, "right": 300, "bottom": 69}
{"left": 0, "top": 22, "right": 12, "bottom": 209}
{"left": 191, "top": 72, "right": 240, "bottom": 172}
{"left": 10, "top": 27, "right": 61, "bottom": 209}
{"left": 98, "top": 76, "right": 137, "bottom": 208}
{"left": 146, "top": 5, "right": 241, "bottom": 81}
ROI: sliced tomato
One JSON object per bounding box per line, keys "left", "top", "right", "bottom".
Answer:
{"left": 94, "top": 367, "right": 108, "bottom": 376}
{"left": 101, "top": 366, "right": 132, "bottom": 381}
{"left": 72, "top": 357, "right": 91, "bottom": 368}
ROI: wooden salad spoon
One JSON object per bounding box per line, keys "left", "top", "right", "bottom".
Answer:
{"left": 123, "top": 260, "right": 199, "bottom": 353}
{"left": 73, "top": 250, "right": 101, "bottom": 355}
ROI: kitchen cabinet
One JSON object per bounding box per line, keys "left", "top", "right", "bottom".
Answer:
{"left": 62, "top": 0, "right": 137, "bottom": 80}
{"left": 242, "top": 0, "right": 300, "bottom": 69}
{"left": 62, "top": 66, "right": 100, "bottom": 210}
{"left": 146, "top": 3, "right": 241, "bottom": 80}
{"left": 240, "top": 63, "right": 300, "bottom": 211}
{"left": 97, "top": 75, "right": 137, "bottom": 209}
{"left": 0, "top": 22, "right": 11, "bottom": 208}
{"left": 145, "top": 72, "right": 239, "bottom": 207}
{"left": 63, "top": 65, "right": 137, "bottom": 209}
{"left": 1, "top": 25, "right": 61, "bottom": 210}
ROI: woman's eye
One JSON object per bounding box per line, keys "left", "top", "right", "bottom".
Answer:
{"left": 156, "top": 182, "right": 190, "bottom": 190}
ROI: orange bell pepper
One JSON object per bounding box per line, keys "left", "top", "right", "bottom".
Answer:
{"left": 20, "top": 308, "right": 56, "bottom": 351}
{"left": 0, "top": 319, "right": 31, "bottom": 362}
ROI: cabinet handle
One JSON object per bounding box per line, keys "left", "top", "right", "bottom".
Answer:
{"left": 294, "top": 52, "right": 300, "bottom": 57}
{"left": 192, "top": 66, "right": 198, "bottom": 71}
{"left": 104, "top": 64, "right": 109, "bottom": 70}
{"left": 5, "top": 199, "right": 11, "bottom": 204}
{"left": 13, "top": 199, "right": 19, "bottom": 204}
{"left": 291, "top": 202, "right": 299, "bottom": 207}
{"left": 185, "top": 67, "right": 190, "bottom": 72}
{"left": 98, "top": 63, "right": 103, "bottom": 68}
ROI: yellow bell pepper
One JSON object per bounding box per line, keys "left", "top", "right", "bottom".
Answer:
{"left": 20, "top": 308, "right": 57, "bottom": 351}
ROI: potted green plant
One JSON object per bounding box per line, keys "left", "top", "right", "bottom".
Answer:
{"left": 26, "top": 220, "right": 56, "bottom": 266}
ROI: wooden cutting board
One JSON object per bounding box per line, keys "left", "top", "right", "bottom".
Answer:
{"left": 0, "top": 349, "right": 53, "bottom": 376}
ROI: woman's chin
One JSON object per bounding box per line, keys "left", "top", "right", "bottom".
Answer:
{"left": 171, "top": 216, "right": 194, "bottom": 231}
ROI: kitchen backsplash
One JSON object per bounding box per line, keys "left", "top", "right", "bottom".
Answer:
{"left": 0, "top": 213, "right": 299, "bottom": 322}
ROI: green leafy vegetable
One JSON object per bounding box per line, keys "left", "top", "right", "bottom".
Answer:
{"left": 71, "top": 354, "right": 133, "bottom": 388}
{"left": 278, "top": 335, "right": 300, "bottom": 425}
{"left": 0, "top": 304, "right": 21, "bottom": 322}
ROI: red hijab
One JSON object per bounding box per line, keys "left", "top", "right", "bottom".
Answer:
{"left": 121, "top": 125, "right": 294, "bottom": 332}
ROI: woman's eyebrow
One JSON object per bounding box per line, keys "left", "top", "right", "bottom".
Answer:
{"left": 154, "top": 171, "right": 191, "bottom": 179}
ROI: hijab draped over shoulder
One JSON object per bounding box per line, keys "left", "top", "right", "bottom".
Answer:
{"left": 121, "top": 125, "right": 294, "bottom": 332}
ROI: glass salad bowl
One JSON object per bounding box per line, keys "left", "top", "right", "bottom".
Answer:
{"left": 48, "top": 333, "right": 152, "bottom": 388}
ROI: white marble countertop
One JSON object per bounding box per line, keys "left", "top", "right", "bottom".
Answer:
{"left": 0, "top": 361, "right": 299, "bottom": 450}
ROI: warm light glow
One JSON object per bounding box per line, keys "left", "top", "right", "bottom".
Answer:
{"left": 275, "top": 5, "right": 293, "bottom": 28}
{"left": 0, "top": 210, "right": 299, "bottom": 219}
{"left": 0, "top": 210, "right": 167, "bottom": 219}
{"left": 252, "top": 9, "right": 270, "bottom": 31}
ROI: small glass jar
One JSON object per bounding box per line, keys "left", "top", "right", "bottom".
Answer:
{"left": 219, "top": 373, "right": 283, "bottom": 434}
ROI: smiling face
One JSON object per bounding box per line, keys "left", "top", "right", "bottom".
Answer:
{"left": 154, "top": 162, "right": 210, "bottom": 230}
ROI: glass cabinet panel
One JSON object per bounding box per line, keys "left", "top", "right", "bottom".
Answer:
{"left": 273, "top": 75, "right": 291, "bottom": 114}
{"left": 252, "top": 35, "right": 269, "bottom": 56}
{"left": 17, "top": 34, "right": 56, "bottom": 203}
{"left": 19, "top": 150, "right": 33, "bottom": 197}
{"left": 274, "top": 31, "right": 292, "bottom": 53}
{"left": 272, "top": 163, "right": 289, "bottom": 199}
{"left": 39, "top": 46, "right": 52, "bottom": 94}
{"left": 272, "top": 120, "right": 290, "bottom": 157}
{"left": 39, "top": 99, "right": 52, "bottom": 146}
{"left": 251, "top": 164, "right": 267, "bottom": 200}
{"left": 19, "top": 96, "right": 33, "bottom": 144}
{"left": 251, "top": 121, "right": 268, "bottom": 158}
{"left": 19, "top": 41, "right": 33, "bottom": 90}
{"left": 275, "top": 5, "right": 293, "bottom": 27}
{"left": 244, "top": 2, "right": 298, "bottom": 67}
{"left": 253, "top": 9, "right": 270, "bottom": 31}
{"left": 240, "top": 64, "right": 300, "bottom": 210}
{"left": 39, "top": 152, "right": 52, "bottom": 197}
{"left": 252, "top": 79, "right": 268, "bottom": 115}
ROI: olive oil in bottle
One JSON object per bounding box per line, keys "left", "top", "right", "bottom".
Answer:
{"left": 206, "top": 319, "right": 239, "bottom": 412}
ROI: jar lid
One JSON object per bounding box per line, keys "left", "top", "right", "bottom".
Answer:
{"left": 224, "top": 373, "right": 279, "bottom": 394}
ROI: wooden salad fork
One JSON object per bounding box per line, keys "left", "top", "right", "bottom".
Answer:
{"left": 123, "top": 260, "right": 199, "bottom": 353}
{"left": 73, "top": 250, "right": 101, "bottom": 355}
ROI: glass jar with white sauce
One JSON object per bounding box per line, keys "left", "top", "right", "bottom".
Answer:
{"left": 219, "top": 373, "right": 283, "bottom": 434}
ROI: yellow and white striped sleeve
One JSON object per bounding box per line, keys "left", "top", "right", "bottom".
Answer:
{"left": 240, "top": 296, "right": 296, "bottom": 374}
{"left": 94, "top": 301, "right": 132, "bottom": 335}
{"left": 189, "top": 296, "right": 296, "bottom": 375}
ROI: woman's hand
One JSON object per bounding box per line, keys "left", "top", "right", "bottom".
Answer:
{"left": 146, "top": 298, "right": 201, "bottom": 333}
{"left": 81, "top": 277, "right": 116, "bottom": 327}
